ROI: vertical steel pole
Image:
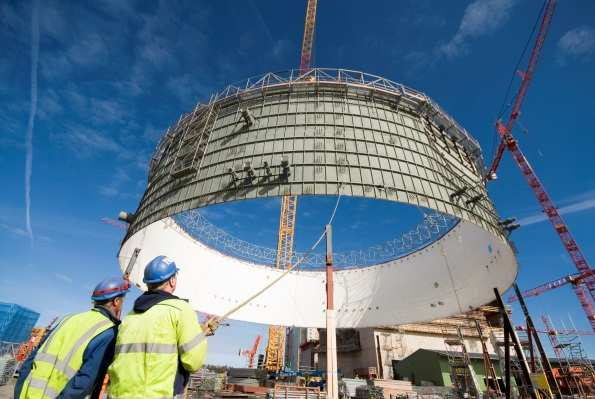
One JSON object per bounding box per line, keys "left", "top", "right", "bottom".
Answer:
{"left": 325, "top": 225, "right": 338, "bottom": 399}
{"left": 514, "top": 284, "right": 562, "bottom": 398}
{"left": 494, "top": 288, "right": 537, "bottom": 398}
{"left": 505, "top": 323, "right": 511, "bottom": 399}
{"left": 527, "top": 322, "right": 535, "bottom": 372}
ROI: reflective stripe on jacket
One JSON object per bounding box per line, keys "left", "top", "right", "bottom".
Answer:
{"left": 107, "top": 298, "right": 207, "bottom": 398}
{"left": 18, "top": 310, "right": 114, "bottom": 399}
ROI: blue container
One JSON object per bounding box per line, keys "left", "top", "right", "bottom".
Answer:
{"left": 0, "top": 302, "right": 40, "bottom": 343}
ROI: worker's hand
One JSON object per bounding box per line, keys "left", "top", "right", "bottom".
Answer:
{"left": 203, "top": 317, "right": 220, "bottom": 336}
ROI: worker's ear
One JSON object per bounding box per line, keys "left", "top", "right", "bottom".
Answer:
{"left": 113, "top": 296, "right": 124, "bottom": 307}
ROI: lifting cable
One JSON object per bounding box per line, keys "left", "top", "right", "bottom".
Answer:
{"left": 490, "top": 0, "right": 547, "bottom": 161}
{"left": 216, "top": 186, "right": 343, "bottom": 322}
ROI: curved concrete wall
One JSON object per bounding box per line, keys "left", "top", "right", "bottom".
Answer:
{"left": 120, "top": 217, "right": 516, "bottom": 327}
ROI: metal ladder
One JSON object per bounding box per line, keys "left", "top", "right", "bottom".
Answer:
{"left": 170, "top": 94, "right": 220, "bottom": 178}
{"left": 475, "top": 320, "right": 501, "bottom": 397}
{"left": 443, "top": 325, "right": 480, "bottom": 398}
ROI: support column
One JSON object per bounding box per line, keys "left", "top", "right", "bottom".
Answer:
{"left": 513, "top": 284, "right": 562, "bottom": 398}
{"left": 494, "top": 288, "right": 537, "bottom": 399}
{"left": 325, "top": 225, "right": 338, "bottom": 399}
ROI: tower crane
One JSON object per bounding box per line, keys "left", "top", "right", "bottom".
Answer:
{"left": 515, "top": 325, "right": 594, "bottom": 337}
{"left": 101, "top": 217, "right": 127, "bottom": 230}
{"left": 263, "top": 0, "right": 318, "bottom": 373}
{"left": 507, "top": 270, "right": 595, "bottom": 303}
{"left": 241, "top": 335, "right": 262, "bottom": 368}
{"left": 485, "top": 0, "right": 595, "bottom": 330}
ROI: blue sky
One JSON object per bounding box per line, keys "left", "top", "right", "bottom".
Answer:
{"left": 1, "top": 0, "right": 595, "bottom": 365}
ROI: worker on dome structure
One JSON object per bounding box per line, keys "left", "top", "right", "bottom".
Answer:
{"left": 15, "top": 277, "right": 129, "bottom": 399}
{"left": 107, "top": 255, "right": 218, "bottom": 398}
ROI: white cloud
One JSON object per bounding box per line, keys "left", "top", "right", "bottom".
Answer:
{"left": 517, "top": 190, "right": 595, "bottom": 226}
{"left": 439, "top": 0, "right": 515, "bottom": 58}
{"left": 98, "top": 169, "right": 131, "bottom": 198}
{"left": 53, "top": 124, "right": 123, "bottom": 156}
{"left": 24, "top": 0, "right": 40, "bottom": 245}
{"left": 39, "top": 2, "right": 67, "bottom": 42}
{"left": 88, "top": 98, "right": 127, "bottom": 125}
{"left": 166, "top": 74, "right": 211, "bottom": 105}
{"left": 37, "top": 89, "right": 64, "bottom": 120}
{"left": 68, "top": 33, "right": 108, "bottom": 66}
{"left": 271, "top": 39, "right": 292, "bottom": 60}
{"left": 557, "top": 26, "right": 595, "bottom": 64}
{"left": 54, "top": 273, "right": 73, "bottom": 283}
{"left": 143, "top": 123, "right": 163, "bottom": 143}
{"left": 0, "top": 2, "right": 27, "bottom": 43}
{"left": 0, "top": 222, "right": 29, "bottom": 237}
{"left": 98, "top": 186, "right": 119, "bottom": 197}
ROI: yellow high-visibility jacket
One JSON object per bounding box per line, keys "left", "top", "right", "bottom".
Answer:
{"left": 107, "top": 292, "right": 207, "bottom": 398}
{"left": 18, "top": 310, "right": 115, "bottom": 399}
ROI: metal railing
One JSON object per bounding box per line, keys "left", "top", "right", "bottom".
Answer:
{"left": 150, "top": 68, "right": 484, "bottom": 175}
{"left": 174, "top": 207, "right": 459, "bottom": 270}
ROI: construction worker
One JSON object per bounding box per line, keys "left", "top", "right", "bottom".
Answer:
{"left": 15, "top": 277, "right": 129, "bottom": 399}
{"left": 107, "top": 256, "right": 218, "bottom": 398}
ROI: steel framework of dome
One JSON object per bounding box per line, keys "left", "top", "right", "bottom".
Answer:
{"left": 118, "top": 68, "right": 518, "bottom": 328}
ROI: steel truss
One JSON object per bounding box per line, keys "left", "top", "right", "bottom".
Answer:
{"left": 174, "top": 208, "right": 459, "bottom": 269}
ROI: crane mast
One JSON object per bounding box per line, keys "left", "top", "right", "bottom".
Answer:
{"left": 264, "top": 0, "right": 318, "bottom": 373}
{"left": 485, "top": 0, "right": 595, "bottom": 330}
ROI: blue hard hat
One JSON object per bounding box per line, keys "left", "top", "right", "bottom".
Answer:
{"left": 143, "top": 256, "right": 179, "bottom": 284}
{"left": 91, "top": 277, "right": 130, "bottom": 301}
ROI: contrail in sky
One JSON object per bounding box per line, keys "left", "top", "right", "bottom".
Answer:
{"left": 25, "top": 0, "right": 40, "bottom": 245}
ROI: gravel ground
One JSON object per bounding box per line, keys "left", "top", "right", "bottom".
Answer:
{"left": 0, "top": 378, "right": 15, "bottom": 399}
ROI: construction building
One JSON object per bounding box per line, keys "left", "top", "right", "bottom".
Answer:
{"left": 394, "top": 349, "right": 503, "bottom": 391}
{"left": 287, "top": 307, "right": 504, "bottom": 381}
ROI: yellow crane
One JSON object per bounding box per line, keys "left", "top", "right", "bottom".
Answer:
{"left": 263, "top": 0, "right": 318, "bottom": 374}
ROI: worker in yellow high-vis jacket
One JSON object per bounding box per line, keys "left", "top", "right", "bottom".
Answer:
{"left": 107, "top": 256, "right": 219, "bottom": 398}
{"left": 15, "top": 277, "right": 129, "bottom": 399}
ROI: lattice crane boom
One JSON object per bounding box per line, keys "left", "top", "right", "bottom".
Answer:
{"left": 504, "top": 140, "right": 595, "bottom": 330}
{"left": 515, "top": 325, "right": 594, "bottom": 336}
{"left": 487, "top": 0, "right": 557, "bottom": 176}
{"left": 264, "top": 0, "right": 318, "bottom": 373}
{"left": 508, "top": 270, "right": 595, "bottom": 302}
{"left": 299, "top": 0, "right": 318, "bottom": 72}
{"left": 264, "top": 196, "right": 297, "bottom": 372}
{"left": 484, "top": 0, "right": 595, "bottom": 330}
{"left": 241, "top": 335, "right": 262, "bottom": 368}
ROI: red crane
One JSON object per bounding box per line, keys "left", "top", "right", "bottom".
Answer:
{"left": 241, "top": 335, "right": 262, "bottom": 368}
{"left": 508, "top": 270, "right": 595, "bottom": 303}
{"left": 515, "top": 325, "right": 594, "bottom": 336}
{"left": 299, "top": 0, "right": 317, "bottom": 72}
{"left": 485, "top": 0, "right": 595, "bottom": 330}
{"left": 101, "top": 217, "right": 127, "bottom": 230}
{"left": 15, "top": 316, "right": 59, "bottom": 361}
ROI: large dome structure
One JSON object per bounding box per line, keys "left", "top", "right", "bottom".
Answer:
{"left": 118, "top": 68, "right": 517, "bottom": 328}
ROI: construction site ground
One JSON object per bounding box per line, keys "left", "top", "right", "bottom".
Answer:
{"left": 0, "top": 378, "right": 15, "bottom": 399}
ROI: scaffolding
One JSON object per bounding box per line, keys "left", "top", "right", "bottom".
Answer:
{"left": 0, "top": 342, "right": 19, "bottom": 386}
{"left": 542, "top": 315, "right": 595, "bottom": 396}
{"left": 475, "top": 319, "right": 501, "bottom": 396}
{"left": 442, "top": 325, "right": 480, "bottom": 398}
{"left": 169, "top": 94, "right": 221, "bottom": 178}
